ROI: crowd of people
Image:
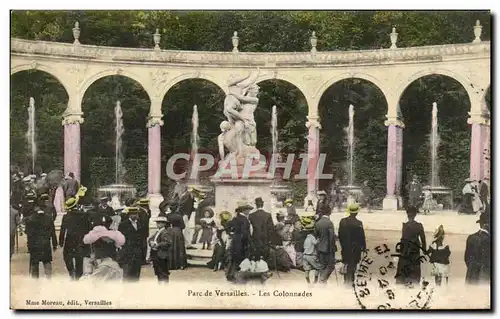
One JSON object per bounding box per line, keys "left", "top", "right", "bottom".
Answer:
{"left": 10, "top": 172, "right": 491, "bottom": 287}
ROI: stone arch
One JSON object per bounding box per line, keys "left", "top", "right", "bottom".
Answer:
{"left": 315, "top": 72, "right": 390, "bottom": 108}
{"left": 80, "top": 68, "right": 152, "bottom": 104}
{"left": 160, "top": 73, "right": 226, "bottom": 102}
{"left": 396, "top": 68, "right": 474, "bottom": 108}
{"left": 11, "top": 63, "right": 71, "bottom": 98}
{"left": 257, "top": 73, "right": 309, "bottom": 100}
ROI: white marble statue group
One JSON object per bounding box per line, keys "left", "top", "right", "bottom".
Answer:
{"left": 218, "top": 68, "right": 261, "bottom": 165}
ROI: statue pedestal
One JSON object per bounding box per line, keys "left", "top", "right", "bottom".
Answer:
{"left": 148, "top": 193, "right": 164, "bottom": 224}
{"left": 211, "top": 177, "right": 274, "bottom": 218}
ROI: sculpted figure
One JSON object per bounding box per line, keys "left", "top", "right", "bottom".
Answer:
{"left": 220, "top": 69, "right": 261, "bottom": 161}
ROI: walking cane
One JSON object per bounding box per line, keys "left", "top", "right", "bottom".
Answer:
{"left": 15, "top": 227, "right": 19, "bottom": 254}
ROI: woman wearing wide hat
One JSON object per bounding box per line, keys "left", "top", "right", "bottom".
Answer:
{"left": 81, "top": 226, "right": 125, "bottom": 281}
{"left": 165, "top": 209, "right": 187, "bottom": 270}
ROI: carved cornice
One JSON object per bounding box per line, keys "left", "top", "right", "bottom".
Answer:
{"left": 147, "top": 115, "right": 164, "bottom": 128}
{"left": 11, "top": 38, "right": 490, "bottom": 67}
{"left": 62, "top": 111, "right": 84, "bottom": 125}
{"left": 467, "top": 111, "right": 490, "bottom": 126}
{"left": 384, "top": 116, "right": 405, "bottom": 128}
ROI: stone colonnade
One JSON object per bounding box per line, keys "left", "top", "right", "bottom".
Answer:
{"left": 59, "top": 90, "right": 490, "bottom": 211}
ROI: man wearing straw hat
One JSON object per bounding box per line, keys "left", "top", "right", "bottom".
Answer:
{"left": 338, "top": 203, "right": 366, "bottom": 285}
{"left": 59, "top": 197, "right": 91, "bottom": 280}
{"left": 136, "top": 196, "right": 152, "bottom": 265}
{"left": 148, "top": 212, "right": 173, "bottom": 283}
{"left": 118, "top": 206, "right": 144, "bottom": 281}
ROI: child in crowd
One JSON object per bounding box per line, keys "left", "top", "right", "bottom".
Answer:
{"left": 301, "top": 217, "right": 322, "bottom": 284}
{"left": 421, "top": 189, "right": 435, "bottom": 214}
{"left": 199, "top": 210, "right": 215, "bottom": 250}
{"left": 428, "top": 225, "right": 451, "bottom": 286}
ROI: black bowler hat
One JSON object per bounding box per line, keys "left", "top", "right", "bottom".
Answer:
{"left": 255, "top": 197, "right": 264, "bottom": 205}
{"left": 477, "top": 212, "right": 490, "bottom": 224}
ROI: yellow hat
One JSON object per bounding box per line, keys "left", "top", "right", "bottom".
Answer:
{"left": 284, "top": 198, "right": 293, "bottom": 204}
{"left": 136, "top": 198, "right": 150, "bottom": 206}
{"left": 64, "top": 197, "right": 79, "bottom": 210}
{"left": 220, "top": 211, "right": 232, "bottom": 222}
{"left": 123, "top": 206, "right": 140, "bottom": 214}
{"left": 76, "top": 186, "right": 88, "bottom": 198}
{"left": 347, "top": 203, "right": 360, "bottom": 214}
{"left": 300, "top": 216, "right": 315, "bottom": 230}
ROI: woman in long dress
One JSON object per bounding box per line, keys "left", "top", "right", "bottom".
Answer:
{"left": 165, "top": 211, "right": 187, "bottom": 270}
{"left": 395, "top": 206, "right": 427, "bottom": 286}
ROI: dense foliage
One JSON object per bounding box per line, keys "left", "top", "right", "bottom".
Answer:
{"left": 10, "top": 10, "right": 491, "bottom": 199}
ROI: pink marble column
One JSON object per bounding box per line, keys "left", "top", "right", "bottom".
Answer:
{"left": 306, "top": 120, "right": 321, "bottom": 195}
{"left": 395, "top": 127, "right": 403, "bottom": 196}
{"left": 148, "top": 124, "right": 162, "bottom": 194}
{"left": 469, "top": 123, "right": 488, "bottom": 181}
{"left": 385, "top": 125, "right": 398, "bottom": 197}
{"left": 63, "top": 123, "right": 81, "bottom": 181}
{"left": 383, "top": 117, "right": 404, "bottom": 210}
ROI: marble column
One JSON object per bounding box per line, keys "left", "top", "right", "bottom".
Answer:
{"left": 62, "top": 113, "right": 84, "bottom": 181}
{"left": 468, "top": 113, "right": 490, "bottom": 181}
{"left": 147, "top": 115, "right": 164, "bottom": 219}
{"left": 306, "top": 118, "right": 321, "bottom": 196}
{"left": 383, "top": 117, "right": 404, "bottom": 210}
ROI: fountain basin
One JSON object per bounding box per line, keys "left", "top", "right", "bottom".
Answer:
{"left": 98, "top": 184, "right": 137, "bottom": 210}
{"left": 422, "top": 185, "right": 453, "bottom": 210}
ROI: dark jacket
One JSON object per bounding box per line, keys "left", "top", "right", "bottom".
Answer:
{"left": 118, "top": 219, "right": 144, "bottom": 260}
{"left": 226, "top": 214, "right": 251, "bottom": 264}
{"left": 59, "top": 210, "right": 91, "bottom": 255}
{"left": 25, "top": 212, "right": 57, "bottom": 262}
{"left": 177, "top": 192, "right": 194, "bottom": 219}
{"left": 316, "top": 199, "right": 331, "bottom": 216}
{"left": 148, "top": 228, "right": 173, "bottom": 259}
{"left": 314, "top": 215, "right": 337, "bottom": 254}
{"left": 249, "top": 209, "right": 274, "bottom": 258}
{"left": 138, "top": 206, "right": 151, "bottom": 237}
{"left": 338, "top": 216, "right": 366, "bottom": 264}
{"left": 167, "top": 212, "right": 185, "bottom": 230}
{"left": 465, "top": 229, "right": 490, "bottom": 284}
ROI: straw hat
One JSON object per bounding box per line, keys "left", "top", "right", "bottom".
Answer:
{"left": 317, "top": 190, "right": 327, "bottom": 196}
{"left": 235, "top": 200, "right": 253, "bottom": 213}
{"left": 123, "top": 206, "right": 140, "bottom": 215}
{"left": 284, "top": 198, "right": 293, "bottom": 204}
{"left": 64, "top": 197, "right": 79, "bottom": 210}
{"left": 347, "top": 203, "right": 360, "bottom": 214}
{"left": 136, "top": 198, "right": 150, "bottom": 206}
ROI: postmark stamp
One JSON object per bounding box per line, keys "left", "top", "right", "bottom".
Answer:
{"left": 353, "top": 242, "right": 435, "bottom": 310}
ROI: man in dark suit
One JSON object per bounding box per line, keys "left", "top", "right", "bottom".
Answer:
{"left": 315, "top": 190, "right": 331, "bottom": 216}
{"left": 465, "top": 212, "right": 491, "bottom": 284}
{"left": 225, "top": 201, "right": 252, "bottom": 282}
{"left": 338, "top": 203, "right": 366, "bottom": 285}
{"left": 59, "top": 198, "right": 91, "bottom": 280}
{"left": 249, "top": 197, "right": 274, "bottom": 260}
{"left": 25, "top": 206, "right": 58, "bottom": 278}
{"left": 118, "top": 206, "right": 144, "bottom": 281}
{"left": 136, "top": 197, "right": 152, "bottom": 264}
{"left": 314, "top": 203, "right": 337, "bottom": 284}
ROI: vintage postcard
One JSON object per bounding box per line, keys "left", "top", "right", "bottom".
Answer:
{"left": 9, "top": 10, "right": 491, "bottom": 310}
